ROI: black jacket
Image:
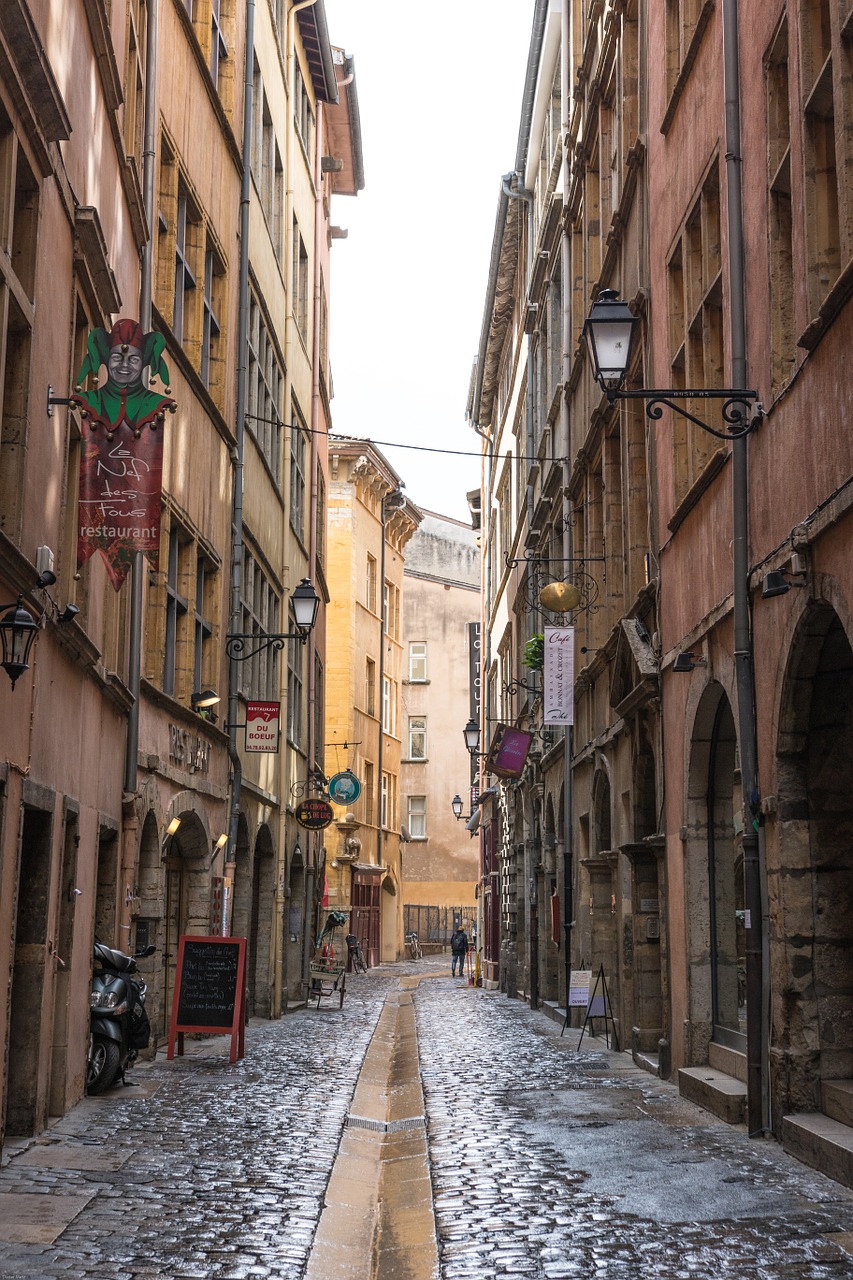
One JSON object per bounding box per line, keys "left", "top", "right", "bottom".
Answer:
{"left": 451, "top": 930, "right": 468, "bottom": 955}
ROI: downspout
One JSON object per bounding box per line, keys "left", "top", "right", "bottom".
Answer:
{"left": 120, "top": 0, "right": 159, "bottom": 944}
{"left": 226, "top": 0, "right": 255, "bottom": 944}
{"left": 722, "top": 0, "right": 768, "bottom": 1135}
{"left": 125, "top": 0, "right": 160, "bottom": 795}
{"left": 559, "top": 0, "right": 574, "bottom": 1024}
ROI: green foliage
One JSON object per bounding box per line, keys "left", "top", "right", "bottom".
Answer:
{"left": 523, "top": 634, "right": 544, "bottom": 670}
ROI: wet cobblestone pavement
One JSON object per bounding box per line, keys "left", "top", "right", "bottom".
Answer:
{"left": 1, "top": 964, "right": 853, "bottom": 1279}
{"left": 418, "top": 977, "right": 853, "bottom": 1279}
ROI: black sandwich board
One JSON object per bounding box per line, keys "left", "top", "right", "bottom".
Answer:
{"left": 167, "top": 935, "right": 247, "bottom": 1064}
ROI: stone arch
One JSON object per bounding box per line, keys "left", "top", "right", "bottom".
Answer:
{"left": 774, "top": 599, "right": 853, "bottom": 1114}
{"left": 231, "top": 812, "right": 253, "bottom": 949}
{"left": 136, "top": 811, "right": 164, "bottom": 1045}
{"left": 284, "top": 837, "right": 306, "bottom": 1003}
{"left": 249, "top": 824, "right": 276, "bottom": 1018}
{"left": 683, "top": 680, "right": 741, "bottom": 1065}
{"left": 160, "top": 807, "right": 211, "bottom": 1040}
{"left": 633, "top": 726, "right": 658, "bottom": 841}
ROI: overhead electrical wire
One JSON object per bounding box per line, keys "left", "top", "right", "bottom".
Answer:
{"left": 244, "top": 412, "right": 569, "bottom": 464}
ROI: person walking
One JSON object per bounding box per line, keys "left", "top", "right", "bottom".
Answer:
{"left": 450, "top": 925, "right": 469, "bottom": 977}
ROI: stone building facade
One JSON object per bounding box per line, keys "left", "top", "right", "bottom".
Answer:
{"left": 399, "top": 512, "right": 481, "bottom": 926}
{"left": 471, "top": 0, "right": 853, "bottom": 1188}
{"left": 324, "top": 443, "right": 421, "bottom": 964}
{"left": 0, "top": 0, "right": 359, "bottom": 1149}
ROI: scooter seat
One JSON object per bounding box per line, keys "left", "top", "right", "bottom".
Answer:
{"left": 94, "top": 943, "right": 136, "bottom": 972}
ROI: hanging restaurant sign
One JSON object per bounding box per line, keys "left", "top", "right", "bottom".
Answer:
{"left": 245, "top": 701, "right": 281, "bottom": 753}
{"left": 485, "top": 725, "right": 533, "bottom": 779}
{"left": 328, "top": 770, "right": 362, "bottom": 805}
{"left": 73, "top": 319, "right": 177, "bottom": 590}
{"left": 295, "top": 798, "right": 334, "bottom": 830}
{"left": 543, "top": 625, "right": 574, "bottom": 726}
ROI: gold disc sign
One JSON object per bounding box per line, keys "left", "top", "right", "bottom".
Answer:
{"left": 295, "top": 799, "right": 334, "bottom": 830}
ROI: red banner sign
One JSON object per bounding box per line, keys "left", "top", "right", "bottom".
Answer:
{"left": 77, "top": 421, "right": 165, "bottom": 589}
{"left": 73, "top": 318, "right": 176, "bottom": 590}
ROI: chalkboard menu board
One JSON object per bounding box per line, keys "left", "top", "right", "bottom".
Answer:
{"left": 167, "top": 935, "right": 247, "bottom": 1064}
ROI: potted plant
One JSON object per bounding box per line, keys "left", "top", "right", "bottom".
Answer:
{"left": 523, "top": 633, "right": 544, "bottom": 671}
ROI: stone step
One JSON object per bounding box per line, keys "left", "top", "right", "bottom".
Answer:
{"left": 782, "top": 1112, "right": 853, "bottom": 1190}
{"left": 677, "top": 1066, "right": 747, "bottom": 1125}
{"left": 708, "top": 1039, "right": 747, "bottom": 1084}
{"left": 823, "top": 1080, "right": 853, "bottom": 1128}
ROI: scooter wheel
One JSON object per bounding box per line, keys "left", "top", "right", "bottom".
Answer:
{"left": 87, "top": 1037, "right": 121, "bottom": 1095}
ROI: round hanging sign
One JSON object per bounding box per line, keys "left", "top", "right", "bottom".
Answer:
{"left": 327, "top": 769, "right": 362, "bottom": 805}
{"left": 295, "top": 798, "right": 334, "bottom": 830}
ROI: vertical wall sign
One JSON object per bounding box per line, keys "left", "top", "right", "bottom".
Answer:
{"left": 73, "top": 319, "right": 177, "bottom": 590}
{"left": 245, "top": 701, "right": 281, "bottom": 752}
{"left": 543, "top": 626, "right": 575, "bottom": 725}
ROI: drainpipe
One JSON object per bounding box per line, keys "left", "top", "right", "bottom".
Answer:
{"left": 124, "top": 0, "right": 160, "bottom": 798}
{"left": 559, "top": 0, "right": 574, "bottom": 1025}
{"left": 226, "top": 0, "right": 255, "bottom": 946}
{"left": 119, "top": 0, "right": 159, "bottom": 945}
{"left": 722, "top": 0, "right": 767, "bottom": 1137}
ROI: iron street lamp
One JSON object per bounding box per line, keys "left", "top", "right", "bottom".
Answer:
{"left": 225, "top": 578, "right": 320, "bottom": 661}
{"left": 583, "top": 289, "right": 761, "bottom": 437}
{"left": 451, "top": 794, "right": 465, "bottom": 820}
{"left": 463, "top": 717, "right": 481, "bottom": 755}
{"left": 0, "top": 598, "right": 40, "bottom": 689}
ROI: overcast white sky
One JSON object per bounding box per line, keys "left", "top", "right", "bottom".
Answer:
{"left": 323, "top": 1, "right": 533, "bottom": 523}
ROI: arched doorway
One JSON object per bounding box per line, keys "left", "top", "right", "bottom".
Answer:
{"left": 776, "top": 603, "right": 853, "bottom": 1110}
{"left": 161, "top": 810, "right": 209, "bottom": 1040}
{"left": 685, "top": 683, "right": 744, "bottom": 1061}
{"left": 249, "top": 825, "right": 275, "bottom": 1018}
{"left": 380, "top": 873, "right": 398, "bottom": 962}
{"left": 286, "top": 840, "right": 306, "bottom": 1002}
{"left": 628, "top": 730, "right": 664, "bottom": 1058}
{"left": 586, "top": 769, "right": 617, "bottom": 985}
{"left": 230, "top": 812, "right": 252, "bottom": 943}
{"left": 135, "top": 811, "right": 164, "bottom": 1045}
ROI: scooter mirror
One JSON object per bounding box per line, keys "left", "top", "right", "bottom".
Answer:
{"left": 137, "top": 944, "right": 156, "bottom": 957}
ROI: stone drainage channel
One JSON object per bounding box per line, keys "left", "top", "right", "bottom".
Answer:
{"left": 2, "top": 967, "right": 853, "bottom": 1278}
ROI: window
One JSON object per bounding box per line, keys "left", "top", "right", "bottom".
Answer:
{"left": 365, "top": 657, "right": 376, "bottom": 716}
{"left": 0, "top": 108, "right": 37, "bottom": 538}
{"left": 409, "top": 641, "right": 427, "bottom": 682}
{"left": 381, "top": 771, "right": 396, "bottom": 830}
{"left": 408, "top": 716, "right": 426, "bottom": 760}
{"left": 290, "top": 418, "right": 307, "bottom": 541}
{"left": 316, "top": 468, "right": 326, "bottom": 568}
{"left": 497, "top": 468, "right": 511, "bottom": 568}
{"left": 800, "top": 0, "right": 840, "bottom": 318}
{"left": 383, "top": 581, "right": 400, "bottom": 639}
{"left": 173, "top": 184, "right": 197, "bottom": 347}
{"left": 313, "top": 652, "right": 324, "bottom": 775}
{"left": 667, "top": 164, "right": 723, "bottom": 502}
{"left": 252, "top": 73, "right": 284, "bottom": 258}
{"left": 247, "top": 293, "right": 284, "bottom": 483}
{"left": 193, "top": 554, "right": 215, "bottom": 702}
{"left": 210, "top": 0, "right": 228, "bottom": 89}
{"left": 366, "top": 554, "right": 377, "bottom": 612}
{"left": 201, "top": 244, "right": 222, "bottom": 394}
{"left": 292, "top": 219, "right": 309, "bottom": 337}
{"left": 124, "top": 0, "right": 146, "bottom": 169}
{"left": 363, "top": 761, "right": 375, "bottom": 825}
{"left": 665, "top": 0, "right": 703, "bottom": 98}
{"left": 765, "top": 19, "right": 795, "bottom": 394}
{"left": 293, "top": 59, "right": 315, "bottom": 159}
{"left": 287, "top": 635, "right": 304, "bottom": 749}
{"left": 164, "top": 526, "right": 189, "bottom": 696}
{"left": 382, "top": 675, "right": 396, "bottom": 735}
{"left": 408, "top": 796, "right": 427, "bottom": 840}
{"left": 239, "top": 546, "right": 280, "bottom": 699}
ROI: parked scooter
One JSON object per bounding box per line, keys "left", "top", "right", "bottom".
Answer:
{"left": 87, "top": 940, "right": 155, "bottom": 1095}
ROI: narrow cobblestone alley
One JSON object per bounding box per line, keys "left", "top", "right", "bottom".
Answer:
{"left": 2, "top": 964, "right": 853, "bottom": 1280}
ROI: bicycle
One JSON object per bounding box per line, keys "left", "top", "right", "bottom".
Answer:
{"left": 345, "top": 934, "right": 367, "bottom": 973}
{"left": 406, "top": 931, "right": 422, "bottom": 961}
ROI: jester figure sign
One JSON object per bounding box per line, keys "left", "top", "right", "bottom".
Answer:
{"left": 73, "top": 319, "right": 177, "bottom": 590}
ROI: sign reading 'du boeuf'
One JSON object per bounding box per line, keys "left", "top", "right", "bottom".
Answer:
{"left": 295, "top": 798, "right": 334, "bottom": 830}
{"left": 245, "top": 701, "right": 281, "bottom": 752}
{"left": 73, "top": 319, "right": 177, "bottom": 590}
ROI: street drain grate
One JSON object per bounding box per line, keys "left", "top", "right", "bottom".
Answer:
{"left": 346, "top": 1114, "right": 426, "bottom": 1133}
